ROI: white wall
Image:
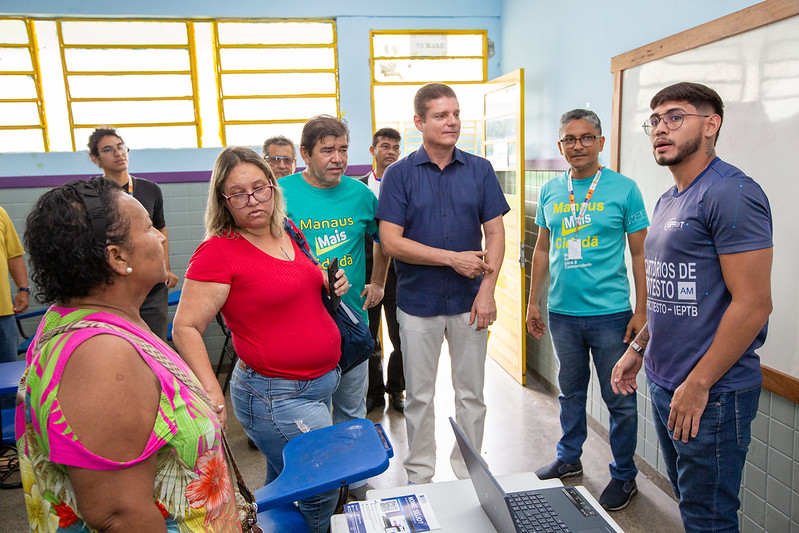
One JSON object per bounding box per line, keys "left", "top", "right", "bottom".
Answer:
{"left": 500, "top": 0, "right": 760, "bottom": 162}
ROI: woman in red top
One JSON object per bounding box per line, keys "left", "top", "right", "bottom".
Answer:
{"left": 173, "top": 146, "right": 349, "bottom": 533}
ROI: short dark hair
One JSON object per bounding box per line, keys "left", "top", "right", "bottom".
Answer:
{"left": 300, "top": 115, "right": 349, "bottom": 156}
{"left": 372, "top": 128, "right": 401, "bottom": 147}
{"left": 559, "top": 109, "right": 602, "bottom": 137}
{"left": 414, "top": 83, "right": 458, "bottom": 119}
{"left": 25, "top": 177, "right": 128, "bottom": 304}
{"left": 87, "top": 126, "right": 123, "bottom": 158}
{"left": 650, "top": 82, "right": 724, "bottom": 144}
{"left": 262, "top": 135, "right": 296, "bottom": 158}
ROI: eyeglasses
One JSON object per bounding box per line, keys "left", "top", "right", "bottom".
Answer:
{"left": 265, "top": 155, "right": 296, "bottom": 164}
{"left": 559, "top": 135, "right": 598, "bottom": 148}
{"left": 643, "top": 112, "right": 711, "bottom": 135}
{"left": 100, "top": 143, "right": 129, "bottom": 155}
{"left": 222, "top": 184, "right": 275, "bottom": 209}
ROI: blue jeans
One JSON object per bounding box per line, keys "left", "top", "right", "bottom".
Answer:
{"left": 648, "top": 379, "right": 759, "bottom": 533}
{"left": 332, "top": 358, "right": 368, "bottom": 425}
{"left": 548, "top": 311, "right": 638, "bottom": 481}
{"left": 230, "top": 363, "right": 340, "bottom": 533}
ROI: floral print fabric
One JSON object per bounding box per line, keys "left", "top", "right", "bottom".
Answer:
{"left": 15, "top": 307, "right": 240, "bottom": 532}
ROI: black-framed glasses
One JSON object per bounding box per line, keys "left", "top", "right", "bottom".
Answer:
{"left": 559, "top": 135, "right": 598, "bottom": 148}
{"left": 265, "top": 155, "right": 296, "bottom": 164}
{"left": 100, "top": 143, "right": 129, "bottom": 155}
{"left": 222, "top": 184, "right": 275, "bottom": 209}
{"left": 643, "top": 111, "right": 711, "bottom": 135}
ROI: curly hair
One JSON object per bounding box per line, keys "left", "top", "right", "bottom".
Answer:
{"left": 25, "top": 177, "right": 129, "bottom": 304}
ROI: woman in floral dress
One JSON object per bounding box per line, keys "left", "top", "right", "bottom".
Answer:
{"left": 16, "top": 177, "right": 239, "bottom": 532}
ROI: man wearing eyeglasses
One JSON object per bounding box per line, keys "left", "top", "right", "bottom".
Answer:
{"left": 526, "top": 109, "right": 648, "bottom": 511}
{"left": 612, "top": 82, "right": 772, "bottom": 532}
{"left": 262, "top": 135, "right": 297, "bottom": 179}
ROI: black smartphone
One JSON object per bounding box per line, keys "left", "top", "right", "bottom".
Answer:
{"left": 327, "top": 257, "right": 341, "bottom": 313}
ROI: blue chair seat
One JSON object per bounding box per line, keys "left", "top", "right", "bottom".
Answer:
{"left": 254, "top": 418, "right": 393, "bottom": 532}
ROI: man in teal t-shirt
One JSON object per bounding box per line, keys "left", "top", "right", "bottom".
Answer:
{"left": 280, "top": 115, "right": 389, "bottom": 426}
{"left": 525, "top": 109, "right": 649, "bottom": 512}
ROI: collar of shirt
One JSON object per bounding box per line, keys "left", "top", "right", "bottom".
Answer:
{"left": 410, "top": 145, "right": 467, "bottom": 168}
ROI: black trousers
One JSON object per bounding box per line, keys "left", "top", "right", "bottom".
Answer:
{"left": 367, "top": 264, "right": 404, "bottom": 397}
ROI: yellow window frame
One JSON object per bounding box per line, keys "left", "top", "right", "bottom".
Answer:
{"left": 211, "top": 18, "right": 340, "bottom": 146}
{"left": 0, "top": 17, "right": 50, "bottom": 151}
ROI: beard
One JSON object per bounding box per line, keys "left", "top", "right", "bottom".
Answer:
{"left": 654, "top": 132, "right": 702, "bottom": 167}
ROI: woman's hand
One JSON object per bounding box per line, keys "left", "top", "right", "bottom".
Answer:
{"left": 333, "top": 268, "right": 349, "bottom": 296}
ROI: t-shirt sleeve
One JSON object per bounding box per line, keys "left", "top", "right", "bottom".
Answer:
{"left": 151, "top": 183, "right": 166, "bottom": 230}
{"left": 367, "top": 192, "right": 379, "bottom": 241}
{"left": 480, "top": 161, "right": 510, "bottom": 223}
{"left": 624, "top": 181, "right": 650, "bottom": 233}
{"left": 535, "top": 183, "right": 548, "bottom": 229}
{"left": 376, "top": 164, "right": 408, "bottom": 228}
{"left": 0, "top": 209, "right": 24, "bottom": 258}
{"left": 702, "top": 178, "right": 773, "bottom": 254}
{"left": 185, "top": 238, "right": 233, "bottom": 284}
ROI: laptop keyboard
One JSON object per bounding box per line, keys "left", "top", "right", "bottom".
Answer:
{"left": 507, "top": 490, "right": 571, "bottom": 532}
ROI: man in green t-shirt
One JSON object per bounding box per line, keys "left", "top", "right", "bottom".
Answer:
{"left": 281, "top": 115, "right": 390, "bottom": 425}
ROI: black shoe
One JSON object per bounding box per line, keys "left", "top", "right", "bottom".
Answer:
{"left": 366, "top": 396, "right": 385, "bottom": 413}
{"left": 599, "top": 478, "right": 637, "bottom": 511}
{"left": 389, "top": 392, "right": 405, "bottom": 413}
{"left": 534, "top": 459, "right": 583, "bottom": 480}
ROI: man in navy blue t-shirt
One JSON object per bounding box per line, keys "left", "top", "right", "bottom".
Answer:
{"left": 377, "top": 84, "right": 509, "bottom": 484}
{"left": 612, "top": 82, "right": 773, "bottom": 532}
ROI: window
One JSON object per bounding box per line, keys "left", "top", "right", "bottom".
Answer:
{"left": 0, "top": 17, "right": 340, "bottom": 153}
{"left": 0, "top": 18, "right": 49, "bottom": 152}
{"left": 57, "top": 18, "right": 201, "bottom": 151}
{"left": 370, "top": 30, "right": 488, "bottom": 156}
{"left": 213, "top": 19, "right": 339, "bottom": 147}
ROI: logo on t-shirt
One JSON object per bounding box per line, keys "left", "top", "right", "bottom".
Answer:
{"left": 664, "top": 218, "right": 685, "bottom": 231}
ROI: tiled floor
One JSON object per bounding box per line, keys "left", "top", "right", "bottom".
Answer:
{"left": 0, "top": 354, "right": 684, "bottom": 532}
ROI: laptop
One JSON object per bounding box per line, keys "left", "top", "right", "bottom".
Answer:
{"left": 450, "top": 417, "right": 617, "bottom": 533}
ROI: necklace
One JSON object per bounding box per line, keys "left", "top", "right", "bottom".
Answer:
{"left": 280, "top": 246, "right": 292, "bottom": 260}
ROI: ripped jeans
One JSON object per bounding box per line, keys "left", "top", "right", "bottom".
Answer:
{"left": 230, "top": 362, "right": 340, "bottom": 533}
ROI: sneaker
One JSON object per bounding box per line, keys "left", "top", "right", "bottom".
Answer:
{"left": 599, "top": 478, "right": 637, "bottom": 511}
{"left": 534, "top": 459, "right": 583, "bottom": 480}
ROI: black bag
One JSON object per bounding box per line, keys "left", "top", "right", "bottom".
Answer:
{"left": 284, "top": 219, "right": 374, "bottom": 374}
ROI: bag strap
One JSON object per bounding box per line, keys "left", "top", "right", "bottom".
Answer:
{"left": 33, "top": 320, "right": 212, "bottom": 409}
{"left": 283, "top": 218, "right": 319, "bottom": 265}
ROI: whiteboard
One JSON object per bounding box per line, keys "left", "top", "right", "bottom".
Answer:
{"left": 613, "top": 7, "right": 799, "bottom": 380}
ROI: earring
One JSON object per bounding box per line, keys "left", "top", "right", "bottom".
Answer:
{"left": 126, "top": 267, "right": 133, "bottom": 274}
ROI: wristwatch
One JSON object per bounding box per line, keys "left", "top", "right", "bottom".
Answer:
{"left": 630, "top": 340, "right": 645, "bottom": 357}
{"left": 18, "top": 287, "right": 30, "bottom": 293}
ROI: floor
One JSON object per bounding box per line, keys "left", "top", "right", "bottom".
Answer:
{"left": 0, "top": 353, "right": 684, "bottom": 532}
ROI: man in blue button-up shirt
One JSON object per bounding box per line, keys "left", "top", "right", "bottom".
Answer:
{"left": 377, "top": 83, "right": 509, "bottom": 484}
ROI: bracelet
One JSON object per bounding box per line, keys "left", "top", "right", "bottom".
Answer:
{"left": 630, "top": 340, "right": 645, "bottom": 357}
{"left": 18, "top": 287, "right": 30, "bottom": 293}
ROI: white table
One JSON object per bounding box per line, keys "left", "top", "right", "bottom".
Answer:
{"left": 331, "top": 472, "right": 624, "bottom": 533}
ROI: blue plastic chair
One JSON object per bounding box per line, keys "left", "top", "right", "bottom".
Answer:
{"left": 15, "top": 308, "right": 47, "bottom": 355}
{"left": 166, "top": 289, "right": 181, "bottom": 342}
{"left": 254, "top": 418, "right": 394, "bottom": 532}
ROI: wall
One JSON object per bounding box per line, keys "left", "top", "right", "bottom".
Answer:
{"left": 506, "top": 2, "right": 799, "bottom": 531}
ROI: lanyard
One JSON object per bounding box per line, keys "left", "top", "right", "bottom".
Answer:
{"left": 125, "top": 180, "right": 133, "bottom": 195}
{"left": 567, "top": 167, "right": 602, "bottom": 236}
{"left": 371, "top": 169, "right": 380, "bottom": 182}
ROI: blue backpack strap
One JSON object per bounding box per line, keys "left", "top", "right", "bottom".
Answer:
{"left": 283, "top": 218, "right": 317, "bottom": 265}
